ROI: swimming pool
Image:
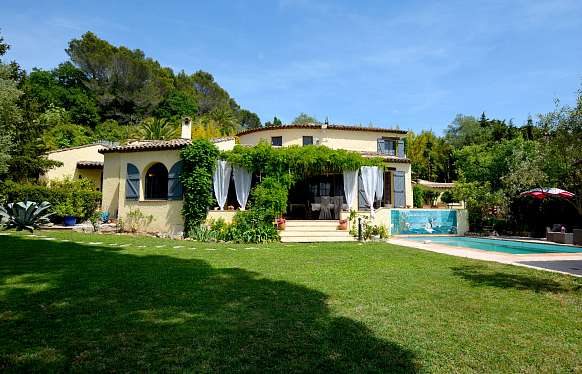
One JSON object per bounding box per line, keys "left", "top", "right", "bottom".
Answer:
{"left": 403, "top": 236, "right": 582, "bottom": 255}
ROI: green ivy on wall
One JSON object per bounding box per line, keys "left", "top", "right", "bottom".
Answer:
{"left": 180, "top": 139, "right": 219, "bottom": 235}
{"left": 222, "top": 142, "right": 384, "bottom": 219}
{"left": 222, "top": 142, "right": 384, "bottom": 181}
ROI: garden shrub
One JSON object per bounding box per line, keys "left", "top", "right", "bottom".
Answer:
{"left": 440, "top": 190, "right": 455, "bottom": 204}
{"left": 413, "top": 184, "right": 440, "bottom": 207}
{"left": 208, "top": 218, "right": 232, "bottom": 241}
{"left": 188, "top": 212, "right": 278, "bottom": 243}
{"left": 180, "top": 139, "right": 219, "bottom": 235}
{"left": 0, "top": 178, "right": 101, "bottom": 220}
{"left": 189, "top": 224, "right": 213, "bottom": 242}
{"left": 423, "top": 189, "right": 440, "bottom": 206}
{"left": 250, "top": 177, "right": 288, "bottom": 221}
{"left": 124, "top": 209, "right": 154, "bottom": 233}
{"left": 348, "top": 213, "right": 389, "bottom": 240}
{"left": 413, "top": 185, "right": 425, "bottom": 208}
{"left": 228, "top": 209, "right": 279, "bottom": 243}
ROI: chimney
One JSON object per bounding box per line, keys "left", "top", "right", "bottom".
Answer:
{"left": 181, "top": 117, "right": 192, "bottom": 139}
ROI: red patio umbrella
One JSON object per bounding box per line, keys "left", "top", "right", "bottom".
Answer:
{"left": 520, "top": 188, "right": 575, "bottom": 199}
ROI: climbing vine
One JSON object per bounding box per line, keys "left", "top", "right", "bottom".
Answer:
{"left": 180, "top": 139, "right": 219, "bottom": 235}
{"left": 222, "top": 142, "right": 384, "bottom": 218}
{"left": 222, "top": 142, "right": 383, "bottom": 182}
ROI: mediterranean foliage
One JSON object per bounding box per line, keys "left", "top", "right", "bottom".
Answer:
{"left": 0, "top": 200, "right": 53, "bottom": 232}
{"left": 0, "top": 30, "right": 261, "bottom": 181}
{"left": 180, "top": 140, "right": 219, "bottom": 235}
{"left": 0, "top": 178, "right": 100, "bottom": 220}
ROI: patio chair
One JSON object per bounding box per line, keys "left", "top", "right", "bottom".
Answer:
{"left": 319, "top": 196, "right": 332, "bottom": 220}
{"left": 332, "top": 196, "right": 342, "bottom": 219}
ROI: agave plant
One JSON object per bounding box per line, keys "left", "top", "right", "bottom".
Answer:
{"left": 0, "top": 201, "right": 53, "bottom": 232}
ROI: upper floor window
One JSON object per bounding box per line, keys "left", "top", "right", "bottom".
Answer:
{"left": 303, "top": 136, "right": 313, "bottom": 146}
{"left": 377, "top": 138, "right": 397, "bottom": 156}
{"left": 271, "top": 136, "right": 282, "bottom": 147}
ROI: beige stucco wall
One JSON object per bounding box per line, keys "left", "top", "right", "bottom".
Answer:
{"left": 340, "top": 208, "right": 391, "bottom": 233}
{"left": 207, "top": 210, "right": 237, "bottom": 223}
{"left": 41, "top": 144, "right": 105, "bottom": 189}
{"left": 239, "top": 127, "right": 404, "bottom": 153}
{"left": 213, "top": 138, "right": 236, "bottom": 151}
{"left": 101, "top": 149, "right": 185, "bottom": 234}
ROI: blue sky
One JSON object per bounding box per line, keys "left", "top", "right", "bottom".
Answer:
{"left": 2, "top": 0, "right": 581, "bottom": 133}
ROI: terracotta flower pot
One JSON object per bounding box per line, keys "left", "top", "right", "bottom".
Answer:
{"left": 276, "top": 218, "right": 286, "bottom": 231}
{"left": 338, "top": 219, "right": 348, "bottom": 230}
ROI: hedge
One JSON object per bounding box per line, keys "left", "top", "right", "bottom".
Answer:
{"left": 0, "top": 179, "right": 101, "bottom": 220}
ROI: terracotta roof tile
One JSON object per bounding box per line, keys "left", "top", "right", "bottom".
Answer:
{"left": 76, "top": 161, "right": 104, "bottom": 168}
{"left": 236, "top": 123, "right": 408, "bottom": 136}
{"left": 99, "top": 137, "right": 236, "bottom": 154}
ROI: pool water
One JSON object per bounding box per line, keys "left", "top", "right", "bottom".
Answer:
{"left": 403, "top": 236, "right": 582, "bottom": 255}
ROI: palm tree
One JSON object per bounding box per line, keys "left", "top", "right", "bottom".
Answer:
{"left": 209, "top": 107, "right": 239, "bottom": 136}
{"left": 138, "top": 117, "right": 178, "bottom": 140}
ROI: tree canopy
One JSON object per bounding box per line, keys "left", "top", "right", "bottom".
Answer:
{"left": 0, "top": 30, "right": 262, "bottom": 180}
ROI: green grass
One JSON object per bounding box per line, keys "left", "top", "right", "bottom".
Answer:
{"left": 0, "top": 231, "right": 580, "bottom": 373}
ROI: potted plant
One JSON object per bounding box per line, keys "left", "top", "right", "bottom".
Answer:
{"left": 338, "top": 219, "right": 348, "bottom": 230}
{"left": 53, "top": 201, "right": 83, "bottom": 226}
{"left": 276, "top": 217, "right": 286, "bottom": 230}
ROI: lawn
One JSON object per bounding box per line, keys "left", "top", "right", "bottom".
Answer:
{"left": 0, "top": 231, "right": 580, "bottom": 373}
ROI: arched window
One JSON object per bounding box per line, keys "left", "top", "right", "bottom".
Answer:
{"left": 145, "top": 163, "right": 168, "bottom": 199}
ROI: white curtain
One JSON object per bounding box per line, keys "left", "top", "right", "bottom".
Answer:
{"left": 375, "top": 167, "right": 384, "bottom": 201}
{"left": 233, "top": 165, "right": 252, "bottom": 210}
{"left": 213, "top": 160, "right": 232, "bottom": 210}
{"left": 343, "top": 170, "right": 358, "bottom": 209}
{"left": 360, "top": 166, "right": 379, "bottom": 219}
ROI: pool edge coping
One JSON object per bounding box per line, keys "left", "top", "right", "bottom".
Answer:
{"left": 389, "top": 237, "right": 582, "bottom": 278}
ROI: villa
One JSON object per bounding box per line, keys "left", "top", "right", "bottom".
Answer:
{"left": 43, "top": 119, "right": 467, "bottom": 238}
{"left": 41, "top": 143, "right": 109, "bottom": 192}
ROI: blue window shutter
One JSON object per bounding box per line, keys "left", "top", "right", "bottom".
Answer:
{"left": 377, "top": 138, "right": 385, "bottom": 153}
{"left": 126, "top": 163, "right": 140, "bottom": 200}
{"left": 393, "top": 171, "right": 406, "bottom": 208}
{"left": 397, "top": 139, "right": 405, "bottom": 158}
{"left": 168, "top": 161, "right": 183, "bottom": 200}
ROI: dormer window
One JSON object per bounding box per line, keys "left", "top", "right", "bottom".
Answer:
{"left": 377, "top": 138, "right": 397, "bottom": 156}
{"left": 271, "top": 136, "right": 282, "bottom": 147}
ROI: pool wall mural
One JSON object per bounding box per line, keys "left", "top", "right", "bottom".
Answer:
{"left": 391, "top": 209, "right": 458, "bottom": 235}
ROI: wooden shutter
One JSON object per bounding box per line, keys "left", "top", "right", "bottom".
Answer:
{"left": 397, "top": 139, "right": 405, "bottom": 158}
{"left": 393, "top": 171, "right": 406, "bottom": 208}
{"left": 377, "top": 138, "right": 385, "bottom": 153}
{"left": 167, "top": 161, "right": 183, "bottom": 200}
{"left": 125, "top": 163, "right": 140, "bottom": 200}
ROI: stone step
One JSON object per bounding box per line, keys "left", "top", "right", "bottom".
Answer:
{"left": 285, "top": 220, "right": 340, "bottom": 228}
{"left": 283, "top": 226, "right": 342, "bottom": 232}
{"left": 281, "top": 235, "right": 356, "bottom": 243}
{"left": 279, "top": 230, "right": 350, "bottom": 237}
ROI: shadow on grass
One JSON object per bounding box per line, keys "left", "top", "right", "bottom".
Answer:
{"left": 0, "top": 236, "right": 417, "bottom": 373}
{"left": 450, "top": 265, "right": 575, "bottom": 293}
